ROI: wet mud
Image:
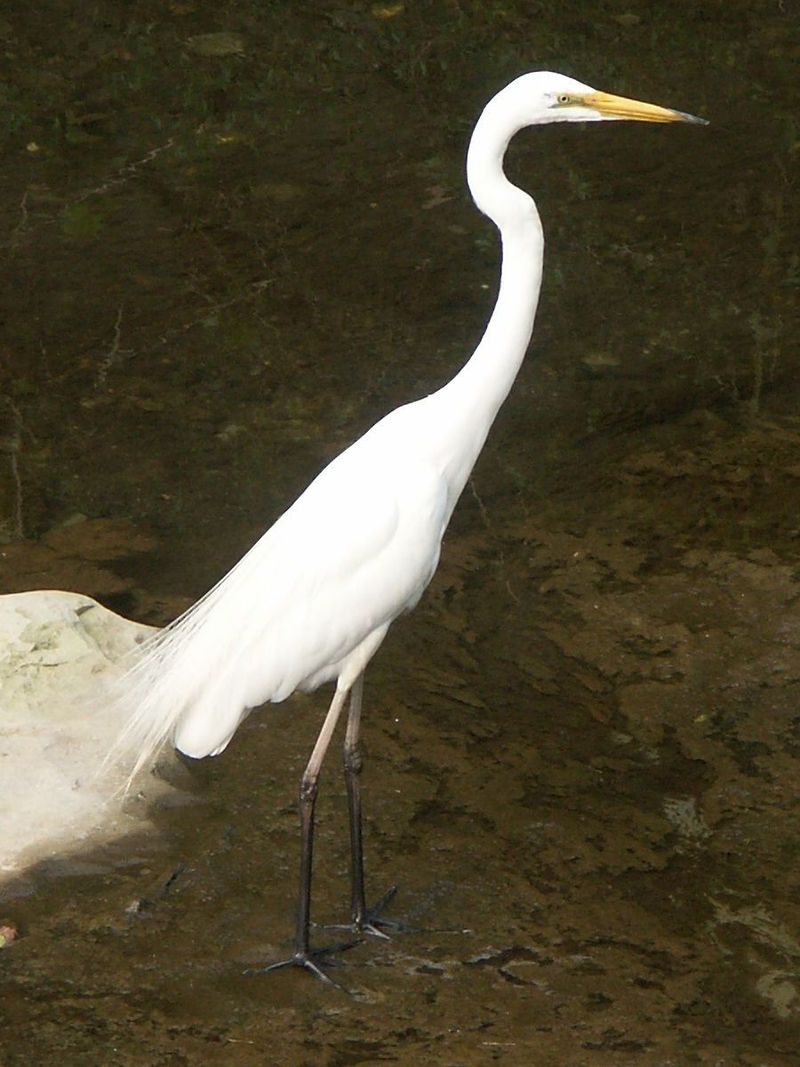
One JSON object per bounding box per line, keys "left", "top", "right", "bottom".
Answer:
{"left": 1, "top": 1, "right": 799, "bottom": 1064}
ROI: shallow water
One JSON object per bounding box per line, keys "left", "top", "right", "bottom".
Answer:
{"left": 2, "top": 1, "right": 799, "bottom": 1064}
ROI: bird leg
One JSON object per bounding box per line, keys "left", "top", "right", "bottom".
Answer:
{"left": 340, "top": 674, "right": 401, "bottom": 938}
{"left": 256, "top": 684, "right": 357, "bottom": 987}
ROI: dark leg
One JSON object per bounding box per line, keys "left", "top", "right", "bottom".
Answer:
{"left": 342, "top": 674, "right": 399, "bottom": 937}
{"left": 255, "top": 684, "right": 356, "bottom": 986}
{"left": 344, "top": 674, "right": 370, "bottom": 930}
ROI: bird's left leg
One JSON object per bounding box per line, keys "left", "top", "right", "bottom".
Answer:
{"left": 341, "top": 673, "right": 401, "bottom": 938}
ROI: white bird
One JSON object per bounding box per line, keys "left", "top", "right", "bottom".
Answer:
{"left": 112, "top": 72, "right": 705, "bottom": 984}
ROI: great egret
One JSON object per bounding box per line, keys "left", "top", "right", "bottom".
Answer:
{"left": 112, "top": 72, "right": 705, "bottom": 984}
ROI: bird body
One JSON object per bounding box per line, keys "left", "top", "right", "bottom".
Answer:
{"left": 110, "top": 72, "right": 704, "bottom": 982}
{"left": 121, "top": 396, "right": 457, "bottom": 762}
{"left": 171, "top": 413, "right": 450, "bottom": 759}
{"left": 122, "top": 339, "right": 535, "bottom": 768}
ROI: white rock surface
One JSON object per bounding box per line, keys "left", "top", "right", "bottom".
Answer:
{"left": 0, "top": 589, "right": 169, "bottom": 880}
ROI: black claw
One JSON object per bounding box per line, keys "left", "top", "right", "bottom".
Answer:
{"left": 245, "top": 938, "right": 361, "bottom": 992}
{"left": 361, "top": 885, "right": 418, "bottom": 935}
{"left": 323, "top": 885, "right": 418, "bottom": 939}
{"left": 359, "top": 921, "right": 393, "bottom": 941}
{"left": 369, "top": 885, "right": 398, "bottom": 916}
{"left": 250, "top": 952, "right": 341, "bottom": 989}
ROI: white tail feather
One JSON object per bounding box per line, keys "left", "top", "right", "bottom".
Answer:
{"left": 104, "top": 536, "right": 271, "bottom": 790}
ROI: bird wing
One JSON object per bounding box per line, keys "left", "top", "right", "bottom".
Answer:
{"left": 112, "top": 419, "right": 448, "bottom": 773}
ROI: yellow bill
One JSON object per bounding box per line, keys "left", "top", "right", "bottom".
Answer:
{"left": 582, "top": 90, "right": 708, "bottom": 125}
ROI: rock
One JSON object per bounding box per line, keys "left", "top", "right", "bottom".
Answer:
{"left": 0, "top": 590, "right": 172, "bottom": 881}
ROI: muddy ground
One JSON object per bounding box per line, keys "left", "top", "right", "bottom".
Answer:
{"left": 1, "top": 1, "right": 799, "bottom": 1064}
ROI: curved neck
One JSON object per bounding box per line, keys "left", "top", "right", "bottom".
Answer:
{"left": 429, "top": 88, "right": 544, "bottom": 497}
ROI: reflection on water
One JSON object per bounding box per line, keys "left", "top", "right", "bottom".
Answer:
{"left": 2, "top": 1, "right": 799, "bottom": 1063}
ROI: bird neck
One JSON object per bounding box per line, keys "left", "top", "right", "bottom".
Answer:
{"left": 431, "top": 93, "right": 545, "bottom": 499}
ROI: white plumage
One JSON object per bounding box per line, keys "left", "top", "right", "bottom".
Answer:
{"left": 108, "top": 72, "right": 704, "bottom": 981}
{"left": 116, "top": 401, "right": 452, "bottom": 774}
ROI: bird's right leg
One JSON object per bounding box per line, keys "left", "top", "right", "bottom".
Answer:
{"left": 256, "top": 684, "right": 355, "bottom": 987}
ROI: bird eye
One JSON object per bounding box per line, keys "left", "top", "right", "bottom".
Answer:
{"left": 557, "top": 93, "right": 572, "bottom": 105}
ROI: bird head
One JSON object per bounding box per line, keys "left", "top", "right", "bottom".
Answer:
{"left": 507, "top": 71, "right": 707, "bottom": 127}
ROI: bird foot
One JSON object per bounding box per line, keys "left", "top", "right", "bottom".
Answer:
{"left": 323, "top": 885, "right": 416, "bottom": 940}
{"left": 246, "top": 938, "right": 360, "bottom": 992}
